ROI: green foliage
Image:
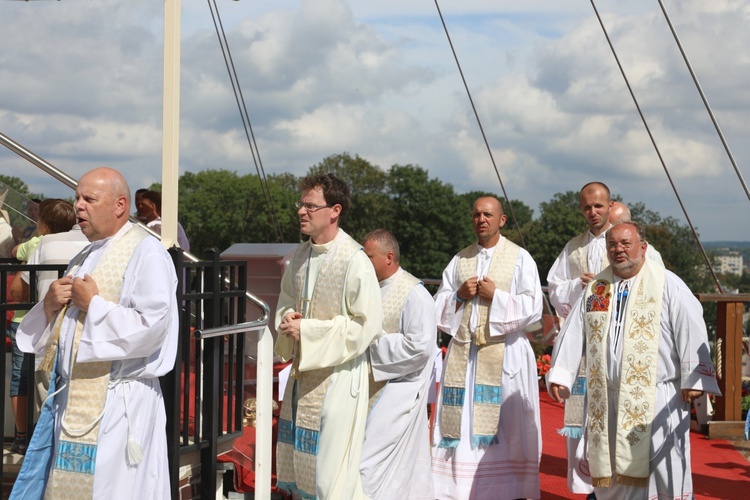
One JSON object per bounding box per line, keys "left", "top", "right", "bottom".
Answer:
{"left": 140, "top": 154, "right": 724, "bottom": 303}
{"left": 306, "top": 153, "right": 393, "bottom": 241}
{"left": 0, "top": 175, "right": 34, "bottom": 197}
{"left": 524, "top": 191, "right": 587, "bottom": 285}
{"left": 0, "top": 174, "right": 46, "bottom": 228}
{"left": 388, "top": 164, "right": 474, "bottom": 279}
{"left": 177, "top": 170, "right": 299, "bottom": 255}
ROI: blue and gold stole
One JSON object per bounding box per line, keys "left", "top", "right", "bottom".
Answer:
{"left": 45, "top": 225, "right": 148, "bottom": 498}
{"left": 276, "top": 231, "right": 362, "bottom": 500}
{"left": 439, "top": 239, "right": 520, "bottom": 449}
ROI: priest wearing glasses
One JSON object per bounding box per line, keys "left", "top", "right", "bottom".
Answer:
{"left": 548, "top": 221, "right": 720, "bottom": 500}
{"left": 274, "top": 173, "right": 382, "bottom": 500}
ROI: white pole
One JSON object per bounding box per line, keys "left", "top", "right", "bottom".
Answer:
{"left": 254, "top": 327, "right": 273, "bottom": 500}
{"left": 161, "top": 0, "right": 181, "bottom": 250}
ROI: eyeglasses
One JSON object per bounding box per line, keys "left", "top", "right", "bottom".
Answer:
{"left": 607, "top": 240, "right": 643, "bottom": 251}
{"left": 295, "top": 201, "right": 333, "bottom": 213}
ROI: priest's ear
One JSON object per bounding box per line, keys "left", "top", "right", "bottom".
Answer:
{"left": 114, "top": 194, "right": 128, "bottom": 219}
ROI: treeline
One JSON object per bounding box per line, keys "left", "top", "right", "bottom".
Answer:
{"left": 1, "top": 153, "right": 716, "bottom": 295}
{"left": 159, "top": 153, "right": 714, "bottom": 296}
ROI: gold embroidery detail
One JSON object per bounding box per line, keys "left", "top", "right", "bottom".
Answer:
{"left": 627, "top": 310, "right": 656, "bottom": 341}
{"left": 587, "top": 315, "right": 605, "bottom": 342}
{"left": 624, "top": 354, "right": 653, "bottom": 387}
{"left": 621, "top": 400, "right": 649, "bottom": 432}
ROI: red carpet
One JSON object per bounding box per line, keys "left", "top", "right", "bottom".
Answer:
{"left": 539, "top": 390, "right": 750, "bottom": 499}
{"left": 219, "top": 367, "right": 750, "bottom": 498}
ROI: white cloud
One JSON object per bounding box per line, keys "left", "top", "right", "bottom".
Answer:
{"left": 1, "top": 0, "right": 748, "bottom": 241}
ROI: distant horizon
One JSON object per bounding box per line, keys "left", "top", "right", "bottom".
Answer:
{"left": 703, "top": 241, "right": 750, "bottom": 246}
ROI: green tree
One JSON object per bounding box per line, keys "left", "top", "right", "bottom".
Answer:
{"left": 525, "top": 191, "right": 587, "bottom": 284}
{"left": 0, "top": 174, "right": 46, "bottom": 229}
{"left": 387, "top": 164, "right": 473, "bottom": 279}
{"left": 177, "top": 170, "right": 256, "bottom": 254}
{"left": 306, "top": 153, "right": 393, "bottom": 241}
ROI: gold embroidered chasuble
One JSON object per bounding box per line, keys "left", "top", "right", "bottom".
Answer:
{"left": 276, "top": 231, "right": 362, "bottom": 499}
{"left": 45, "top": 225, "right": 149, "bottom": 499}
{"left": 367, "top": 269, "right": 421, "bottom": 411}
{"left": 439, "top": 239, "right": 520, "bottom": 448}
{"left": 582, "top": 259, "right": 664, "bottom": 487}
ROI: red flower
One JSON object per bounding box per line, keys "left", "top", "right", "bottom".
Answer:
{"left": 536, "top": 354, "right": 551, "bottom": 377}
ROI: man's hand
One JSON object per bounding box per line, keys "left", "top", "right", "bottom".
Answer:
{"left": 44, "top": 276, "right": 73, "bottom": 322}
{"left": 457, "top": 277, "right": 478, "bottom": 302}
{"left": 580, "top": 273, "right": 596, "bottom": 287}
{"left": 549, "top": 383, "right": 570, "bottom": 404}
{"left": 279, "top": 312, "right": 302, "bottom": 342}
{"left": 71, "top": 274, "right": 99, "bottom": 313}
{"left": 681, "top": 389, "right": 703, "bottom": 404}
{"left": 477, "top": 276, "right": 496, "bottom": 301}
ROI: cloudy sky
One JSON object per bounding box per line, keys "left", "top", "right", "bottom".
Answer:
{"left": 1, "top": 0, "right": 748, "bottom": 241}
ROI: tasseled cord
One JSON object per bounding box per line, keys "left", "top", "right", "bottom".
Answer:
{"left": 122, "top": 382, "right": 144, "bottom": 466}
{"left": 557, "top": 426, "right": 583, "bottom": 439}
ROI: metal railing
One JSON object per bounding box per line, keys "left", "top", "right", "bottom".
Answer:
{"left": 0, "top": 131, "right": 270, "bottom": 325}
{"left": 1, "top": 250, "right": 272, "bottom": 498}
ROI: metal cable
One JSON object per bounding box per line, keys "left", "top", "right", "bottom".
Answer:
{"left": 432, "top": 0, "right": 526, "bottom": 248}
{"left": 431, "top": 1, "right": 568, "bottom": 342}
{"left": 589, "top": 0, "right": 723, "bottom": 293}
{"left": 655, "top": 0, "right": 750, "bottom": 203}
{"left": 207, "top": 0, "right": 284, "bottom": 243}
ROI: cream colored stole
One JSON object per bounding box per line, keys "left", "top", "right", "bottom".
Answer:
{"left": 439, "top": 240, "right": 520, "bottom": 448}
{"left": 367, "top": 270, "right": 421, "bottom": 412}
{"left": 561, "top": 230, "right": 609, "bottom": 439}
{"left": 583, "top": 260, "right": 664, "bottom": 488}
{"left": 45, "top": 225, "right": 148, "bottom": 499}
{"left": 276, "top": 231, "right": 361, "bottom": 499}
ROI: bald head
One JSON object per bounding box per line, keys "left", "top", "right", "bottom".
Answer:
{"left": 608, "top": 201, "right": 631, "bottom": 225}
{"left": 75, "top": 167, "right": 131, "bottom": 241}
{"left": 472, "top": 196, "right": 506, "bottom": 247}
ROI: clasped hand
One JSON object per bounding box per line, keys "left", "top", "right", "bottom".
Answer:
{"left": 456, "top": 276, "right": 496, "bottom": 302}
{"left": 44, "top": 274, "right": 99, "bottom": 322}
{"left": 279, "top": 312, "right": 302, "bottom": 342}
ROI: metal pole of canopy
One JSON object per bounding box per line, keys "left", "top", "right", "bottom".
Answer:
{"left": 0, "top": 132, "right": 77, "bottom": 190}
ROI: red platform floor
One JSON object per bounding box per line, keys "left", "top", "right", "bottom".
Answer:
{"left": 538, "top": 390, "right": 750, "bottom": 499}
{"left": 222, "top": 383, "right": 750, "bottom": 499}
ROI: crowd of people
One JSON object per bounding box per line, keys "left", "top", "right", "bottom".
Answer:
{"left": 275, "top": 175, "right": 719, "bottom": 500}
{"left": 2, "top": 169, "right": 721, "bottom": 500}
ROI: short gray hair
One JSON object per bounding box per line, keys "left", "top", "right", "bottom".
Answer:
{"left": 361, "top": 228, "right": 400, "bottom": 264}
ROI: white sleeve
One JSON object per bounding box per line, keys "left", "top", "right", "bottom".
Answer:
{"left": 546, "top": 242, "right": 583, "bottom": 318}
{"left": 370, "top": 285, "right": 437, "bottom": 382}
{"left": 488, "top": 249, "right": 543, "bottom": 337}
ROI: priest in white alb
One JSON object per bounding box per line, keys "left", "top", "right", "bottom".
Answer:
{"left": 547, "top": 182, "right": 664, "bottom": 496}
{"left": 359, "top": 229, "right": 436, "bottom": 500}
{"left": 275, "top": 173, "right": 382, "bottom": 500}
{"left": 548, "top": 221, "right": 720, "bottom": 500}
{"left": 432, "top": 196, "right": 543, "bottom": 500}
{"left": 11, "top": 167, "right": 179, "bottom": 499}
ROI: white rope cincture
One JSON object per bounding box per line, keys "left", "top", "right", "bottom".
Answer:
{"left": 115, "top": 379, "right": 145, "bottom": 466}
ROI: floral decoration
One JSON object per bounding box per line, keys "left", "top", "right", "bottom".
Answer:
{"left": 537, "top": 353, "right": 551, "bottom": 378}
